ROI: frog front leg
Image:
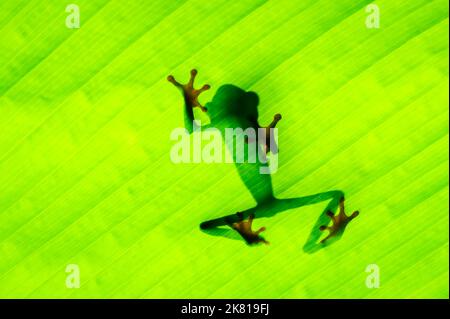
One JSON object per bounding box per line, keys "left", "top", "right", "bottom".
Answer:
{"left": 246, "top": 113, "right": 282, "bottom": 155}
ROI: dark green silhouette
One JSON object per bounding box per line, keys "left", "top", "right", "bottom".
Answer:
{"left": 168, "top": 69, "right": 359, "bottom": 252}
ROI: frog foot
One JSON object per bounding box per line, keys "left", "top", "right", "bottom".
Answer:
{"left": 319, "top": 197, "right": 359, "bottom": 244}
{"left": 227, "top": 212, "right": 269, "bottom": 245}
{"left": 167, "top": 69, "right": 210, "bottom": 112}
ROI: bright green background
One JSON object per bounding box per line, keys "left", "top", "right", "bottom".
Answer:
{"left": 0, "top": 0, "right": 448, "bottom": 298}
